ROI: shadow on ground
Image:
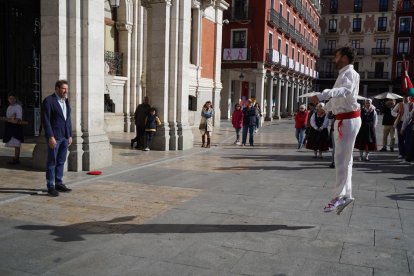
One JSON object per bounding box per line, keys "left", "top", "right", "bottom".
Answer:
{"left": 15, "top": 216, "right": 315, "bottom": 242}
{"left": 0, "top": 157, "right": 40, "bottom": 171}
{"left": 0, "top": 187, "right": 46, "bottom": 195}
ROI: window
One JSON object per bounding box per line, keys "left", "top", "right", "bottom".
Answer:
{"left": 403, "top": 0, "right": 411, "bottom": 10}
{"left": 398, "top": 38, "right": 410, "bottom": 55}
{"left": 292, "top": 47, "right": 295, "bottom": 59}
{"left": 268, "top": 32, "right": 273, "bottom": 50}
{"left": 302, "top": 53, "right": 305, "bottom": 63}
{"left": 297, "top": 50, "right": 300, "bottom": 62}
{"left": 353, "top": 18, "right": 362, "bottom": 32}
{"left": 330, "top": 0, "right": 338, "bottom": 13}
{"left": 351, "top": 40, "right": 360, "bottom": 49}
{"left": 279, "top": 3, "right": 283, "bottom": 15}
{"left": 354, "top": 0, "right": 363, "bottom": 12}
{"left": 299, "top": 23, "right": 302, "bottom": 34}
{"left": 376, "top": 39, "right": 386, "bottom": 48}
{"left": 232, "top": 30, "right": 247, "bottom": 48}
{"left": 397, "top": 61, "right": 409, "bottom": 78}
{"left": 285, "top": 43, "right": 289, "bottom": 56}
{"left": 278, "top": 38, "right": 282, "bottom": 51}
{"left": 234, "top": 0, "right": 248, "bottom": 20}
{"left": 378, "top": 17, "right": 387, "bottom": 31}
{"left": 327, "top": 62, "right": 335, "bottom": 72}
{"left": 189, "top": 95, "right": 197, "bottom": 111}
{"left": 327, "top": 40, "right": 336, "bottom": 50}
{"left": 399, "top": 17, "right": 412, "bottom": 33}
{"left": 375, "top": 62, "right": 384, "bottom": 78}
{"left": 328, "top": 19, "right": 337, "bottom": 32}
{"left": 293, "top": 17, "right": 296, "bottom": 28}
{"left": 270, "top": 0, "right": 275, "bottom": 9}
{"left": 379, "top": 0, "right": 388, "bottom": 12}
{"left": 287, "top": 11, "right": 290, "bottom": 23}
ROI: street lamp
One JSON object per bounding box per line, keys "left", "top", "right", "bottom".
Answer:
{"left": 109, "top": 0, "right": 120, "bottom": 8}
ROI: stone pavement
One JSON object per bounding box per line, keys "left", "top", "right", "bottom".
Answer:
{"left": 0, "top": 118, "right": 413, "bottom": 275}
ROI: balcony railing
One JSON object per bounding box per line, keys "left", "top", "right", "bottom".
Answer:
{"left": 328, "top": 28, "right": 337, "bottom": 33}
{"left": 266, "top": 49, "right": 280, "bottom": 64}
{"left": 268, "top": 9, "right": 280, "bottom": 27}
{"left": 371, "top": 48, "right": 391, "bottom": 55}
{"left": 354, "top": 6, "right": 362, "bottom": 13}
{"left": 355, "top": 48, "right": 365, "bottom": 56}
{"left": 223, "top": 48, "right": 250, "bottom": 61}
{"left": 223, "top": 7, "right": 254, "bottom": 21}
{"left": 322, "top": 48, "right": 336, "bottom": 56}
{"left": 104, "top": 50, "right": 123, "bottom": 76}
{"left": 367, "top": 72, "right": 389, "bottom": 79}
{"left": 279, "top": 16, "right": 289, "bottom": 33}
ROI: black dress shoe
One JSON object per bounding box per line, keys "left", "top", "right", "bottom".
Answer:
{"left": 55, "top": 183, "right": 72, "bottom": 192}
{"left": 47, "top": 188, "right": 59, "bottom": 197}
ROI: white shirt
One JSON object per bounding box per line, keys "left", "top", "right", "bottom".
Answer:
{"left": 310, "top": 113, "right": 329, "bottom": 130}
{"left": 55, "top": 93, "right": 67, "bottom": 120}
{"left": 391, "top": 101, "right": 413, "bottom": 123}
{"left": 317, "top": 64, "right": 360, "bottom": 115}
{"left": 6, "top": 104, "right": 23, "bottom": 120}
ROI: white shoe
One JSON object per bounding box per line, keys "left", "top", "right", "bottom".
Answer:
{"left": 144, "top": 147, "right": 150, "bottom": 151}
{"left": 397, "top": 155, "right": 404, "bottom": 159}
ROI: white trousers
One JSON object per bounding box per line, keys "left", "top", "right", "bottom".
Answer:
{"left": 333, "top": 117, "right": 361, "bottom": 199}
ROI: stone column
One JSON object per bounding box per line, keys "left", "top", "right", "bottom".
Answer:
{"left": 33, "top": 0, "right": 112, "bottom": 171}
{"left": 168, "top": 0, "right": 179, "bottom": 150}
{"left": 287, "top": 79, "right": 294, "bottom": 115}
{"left": 274, "top": 76, "right": 282, "bottom": 120}
{"left": 212, "top": 0, "right": 229, "bottom": 127}
{"left": 363, "top": 84, "right": 368, "bottom": 98}
{"left": 255, "top": 69, "right": 266, "bottom": 121}
{"left": 145, "top": 0, "right": 171, "bottom": 150}
{"left": 129, "top": 1, "right": 145, "bottom": 132}
{"left": 304, "top": 84, "right": 309, "bottom": 106}
{"left": 220, "top": 70, "right": 231, "bottom": 119}
{"left": 176, "top": 0, "right": 194, "bottom": 150}
{"left": 281, "top": 77, "right": 289, "bottom": 117}
{"left": 117, "top": 2, "right": 133, "bottom": 132}
{"left": 264, "top": 73, "right": 273, "bottom": 121}
{"left": 294, "top": 80, "right": 300, "bottom": 111}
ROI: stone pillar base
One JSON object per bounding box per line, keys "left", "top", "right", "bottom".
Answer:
{"left": 264, "top": 116, "right": 272, "bottom": 121}
{"left": 152, "top": 124, "right": 170, "bottom": 150}
{"left": 169, "top": 122, "right": 178, "bottom": 150}
{"left": 81, "top": 133, "right": 112, "bottom": 171}
{"left": 178, "top": 123, "right": 194, "bottom": 150}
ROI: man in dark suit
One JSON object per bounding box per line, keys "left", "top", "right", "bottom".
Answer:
{"left": 42, "top": 80, "right": 73, "bottom": 196}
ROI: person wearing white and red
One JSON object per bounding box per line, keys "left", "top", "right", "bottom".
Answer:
{"left": 310, "top": 46, "right": 361, "bottom": 212}
{"left": 294, "top": 104, "right": 308, "bottom": 150}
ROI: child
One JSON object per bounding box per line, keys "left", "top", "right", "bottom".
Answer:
{"left": 3, "top": 94, "right": 24, "bottom": 164}
{"left": 231, "top": 103, "right": 243, "bottom": 145}
{"left": 143, "top": 107, "right": 161, "bottom": 151}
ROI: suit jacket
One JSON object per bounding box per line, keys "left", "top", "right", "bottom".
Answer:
{"left": 42, "top": 93, "right": 72, "bottom": 139}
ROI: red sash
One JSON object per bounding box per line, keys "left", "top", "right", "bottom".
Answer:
{"left": 336, "top": 110, "right": 360, "bottom": 139}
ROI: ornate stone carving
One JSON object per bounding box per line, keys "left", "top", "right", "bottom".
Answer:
{"left": 116, "top": 22, "right": 133, "bottom": 33}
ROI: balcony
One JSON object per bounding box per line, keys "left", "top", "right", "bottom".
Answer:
{"left": 354, "top": 6, "right": 362, "bottom": 13}
{"left": 322, "top": 48, "right": 336, "bottom": 56}
{"left": 104, "top": 50, "right": 123, "bottom": 76}
{"left": 223, "top": 48, "right": 250, "bottom": 61}
{"left": 355, "top": 48, "right": 365, "bottom": 56}
{"left": 379, "top": 4, "right": 388, "bottom": 12}
{"left": 328, "top": 28, "right": 337, "bottom": 33}
{"left": 279, "top": 16, "right": 289, "bottom": 33}
{"left": 367, "top": 72, "right": 389, "bottom": 79}
{"left": 371, "top": 48, "right": 391, "bottom": 55}
{"left": 352, "top": 27, "right": 362, "bottom": 33}
{"left": 268, "top": 9, "right": 280, "bottom": 27}
{"left": 223, "top": 7, "right": 253, "bottom": 22}
{"left": 319, "top": 71, "right": 338, "bottom": 79}
{"left": 397, "top": 51, "right": 410, "bottom": 57}
{"left": 399, "top": 29, "right": 412, "bottom": 35}
{"left": 266, "top": 49, "right": 280, "bottom": 64}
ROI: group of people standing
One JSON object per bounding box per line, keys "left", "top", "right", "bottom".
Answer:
{"left": 231, "top": 99, "right": 262, "bottom": 147}
{"left": 130, "top": 96, "right": 161, "bottom": 151}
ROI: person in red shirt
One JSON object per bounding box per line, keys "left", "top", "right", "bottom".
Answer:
{"left": 231, "top": 103, "right": 243, "bottom": 145}
{"left": 294, "top": 104, "right": 308, "bottom": 150}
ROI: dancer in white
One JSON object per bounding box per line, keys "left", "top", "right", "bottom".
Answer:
{"left": 310, "top": 46, "right": 361, "bottom": 212}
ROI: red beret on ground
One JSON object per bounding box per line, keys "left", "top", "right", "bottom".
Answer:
{"left": 87, "top": 171, "right": 102, "bottom": 175}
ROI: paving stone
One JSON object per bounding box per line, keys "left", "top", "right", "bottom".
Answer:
{"left": 340, "top": 243, "right": 409, "bottom": 273}
{"left": 375, "top": 230, "right": 414, "bottom": 250}
{"left": 317, "top": 225, "right": 374, "bottom": 246}
{"left": 230, "top": 251, "right": 305, "bottom": 276}
{"left": 295, "top": 259, "right": 373, "bottom": 276}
